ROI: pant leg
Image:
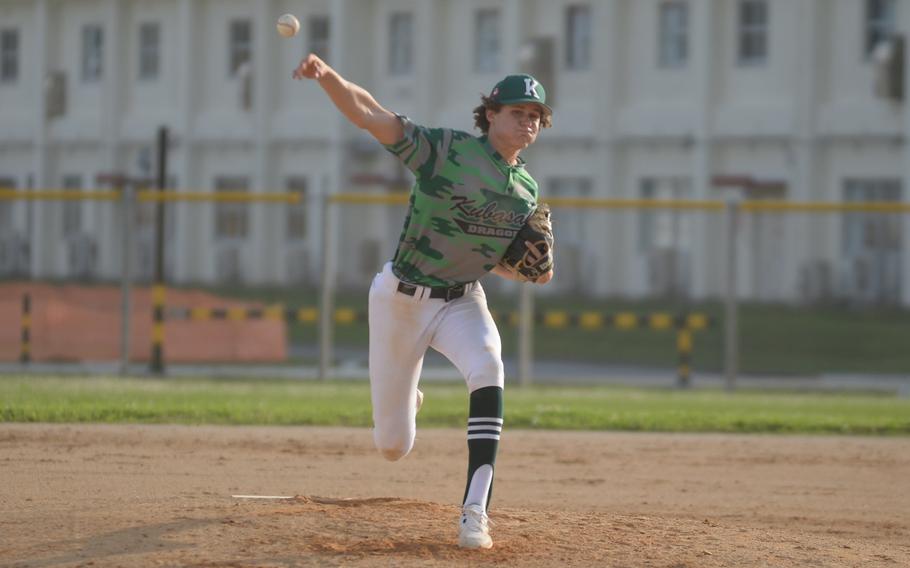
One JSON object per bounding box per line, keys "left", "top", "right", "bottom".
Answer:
{"left": 430, "top": 282, "right": 505, "bottom": 512}
{"left": 429, "top": 282, "right": 504, "bottom": 393}
{"left": 368, "top": 263, "right": 436, "bottom": 461}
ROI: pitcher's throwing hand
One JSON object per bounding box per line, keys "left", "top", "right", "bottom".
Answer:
{"left": 292, "top": 54, "right": 327, "bottom": 80}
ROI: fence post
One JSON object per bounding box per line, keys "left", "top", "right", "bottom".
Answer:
{"left": 518, "top": 282, "right": 534, "bottom": 386}
{"left": 20, "top": 293, "right": 30, "bottom": 364}
{"left": 149, "top": 126, "right": 168, "bottom": 375}
{"left": 318, "top": 194, "right": 335, "bottom": 382}
{"left": 723, "top": 197, "right": 740, "bottom": 392}
{"left": 150, "top": 284, "right": 166, "bottom": 373}
{"left": 119, "top": 183, "right": 134, "bottom": 376}
{"left": 676, "top": 324, "right": 692, "bottom": 388}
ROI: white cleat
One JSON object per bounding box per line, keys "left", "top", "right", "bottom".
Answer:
{"left": 458, "top": 503, "right": 493, "bottom": 549}
{"left": 416, "top": 389, "right": 424, "bottom": 414}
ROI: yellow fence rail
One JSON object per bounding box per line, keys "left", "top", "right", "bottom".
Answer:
{"left": 3, "top": 188, "right": 909, "bottom": 212}
{"left": 328, "top": 192, "right": 910, "bottom": 212}
{"left": 0, "top": 189, "right": 301, "bottom": 204}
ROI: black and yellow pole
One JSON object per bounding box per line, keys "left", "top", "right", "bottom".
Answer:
{"left": 20, "top": 293, "right": 30, "bottom": 364}
{"left": 676, "top": 325, "right": 693, "bottom": 388}
{"left": 150, "top": 284, "right": 166, "bottom": 373}
{"left": 149, "top": 126, "right": 168, "bottom": 374}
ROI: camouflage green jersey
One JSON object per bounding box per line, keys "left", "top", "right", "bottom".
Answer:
{"left": 383, "top": 116, "right": 539, "bottom": 287}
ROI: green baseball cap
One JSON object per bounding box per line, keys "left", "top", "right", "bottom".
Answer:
{"left": 489, "top": 74, "right": 552, "bottom": 114}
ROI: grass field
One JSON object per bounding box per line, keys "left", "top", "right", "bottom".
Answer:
{"left": 2, "top": 375, "right": 908, "bottom": 435}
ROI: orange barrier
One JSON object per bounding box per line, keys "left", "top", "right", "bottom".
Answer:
{"left": 0, "top": 283, "right": 285, "bottom": 363}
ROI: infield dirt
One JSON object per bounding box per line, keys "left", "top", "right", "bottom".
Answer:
{"left": 1, "top": 424, "right": 908, "bottom": 567}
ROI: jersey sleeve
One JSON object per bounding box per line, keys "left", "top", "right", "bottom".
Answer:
{"left": 383, "top": 115, "right": 452, "bottom": 179}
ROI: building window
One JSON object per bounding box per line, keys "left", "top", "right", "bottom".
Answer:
{"left": 658, "top": 1, "right": 688, "bottom": 68}
{"left": 214, "top": 177, "right": 249, "bottom": 239}
{"left": 388, "top": 12, "right": 413, "bottom": 75}
{"left": 0, "top": 29, "right": 19, "bottom": 83}
{"left": 286, "top": 177, "right": 308, "bottom": 241}
{"left": 737, "top": 0, "right": 768, "bottom": 66}
{"left": 81, "top": 24, "right": 103, "bottom": 82}
{"left": 547, "top": 178, "right": 593, "bottom": 292}
{"left": 638, "top": 178, "right": 692, "bottom": 252}
{"left": 842, "top": 179, "right": 902, "bottom": 303}
{"left": 136, "top": 182, "right": 176, "bottom": 232}
{"left": 228, "top": 19, "right": 252, "bottom": 77}
{"left": 308, "top": 16, "right": 330, "bottom": 62}
{"left": 565, "top": 5, "right": 592, "bottom": 70}
{"left": 474, "top": 9, "right": 500, "bottom": 73}
{"left": 865, "top": 0, "right": 896, "bottom": 58}
{"left": 61, "top": 175, "right": 83, "bottom": 238}
{"left": 138, "top": 22, "right": 160, "bottom": 80}
{"left": 639, "top": 178, "right": 692, "bottom": 297}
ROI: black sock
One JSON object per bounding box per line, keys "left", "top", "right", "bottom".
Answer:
{"left": 462, "top": 386, "right": 503, "bottom": 511}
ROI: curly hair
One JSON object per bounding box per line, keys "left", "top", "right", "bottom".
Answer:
{"left": 472, "top": 95, "right": 553, "bottom": 134}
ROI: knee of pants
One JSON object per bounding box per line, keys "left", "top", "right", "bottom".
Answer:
{"left": 373, "top": 427, "right": 414, "bottom": 462}
{"left": 466, "top": 352, "right": 504, "bottom": 392}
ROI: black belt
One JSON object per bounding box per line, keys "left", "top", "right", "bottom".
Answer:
{"left": 397, "top": 281, "right": 469, "bottom": 302}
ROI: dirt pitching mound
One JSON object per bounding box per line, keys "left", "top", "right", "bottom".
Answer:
{"left": 192, "top": 495, "right": 900, "bottom": 567}
{"left": 1, "top": 424, "right": 907, "bottom": 567}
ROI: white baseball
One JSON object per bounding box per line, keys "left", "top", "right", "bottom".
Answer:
{"left": 276, "top": 14, "right": 300, "bottom": 38}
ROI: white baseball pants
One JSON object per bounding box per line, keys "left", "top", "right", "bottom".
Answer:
{"left": 368, "top": 262, "right": 504, "bottom": 461}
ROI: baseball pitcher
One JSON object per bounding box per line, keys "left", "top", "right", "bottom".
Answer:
{"left": 294, "top": 53, "right": 554, "bottom": 549}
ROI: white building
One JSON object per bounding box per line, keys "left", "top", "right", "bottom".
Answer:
{"left": 0, "top": 0, "right": 908, "bottom": 305}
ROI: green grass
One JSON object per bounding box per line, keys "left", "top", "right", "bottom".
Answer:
{"left": 2, "top": 375, "right": 908, "bottom": 435}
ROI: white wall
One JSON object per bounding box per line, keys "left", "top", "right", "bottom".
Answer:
{"left": 121, "top": 0, "right": 178, "bottom": 141}
{"left": 0, "top": 0, "right": 907, "bottom": 304}
{"left": 0, "top": 2, "right": 37, "bottom": 140}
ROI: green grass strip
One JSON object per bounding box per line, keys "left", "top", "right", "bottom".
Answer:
{"left": 1, "top": 375, "right": 908, "bottom": 435}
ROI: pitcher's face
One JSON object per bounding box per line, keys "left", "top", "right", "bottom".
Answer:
{"left": 487, "top": 103, "right": 545, "bottom": 151}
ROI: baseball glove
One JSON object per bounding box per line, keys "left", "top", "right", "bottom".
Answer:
{"left": 497, "top": 203, "right": 554, "bottom": 282}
